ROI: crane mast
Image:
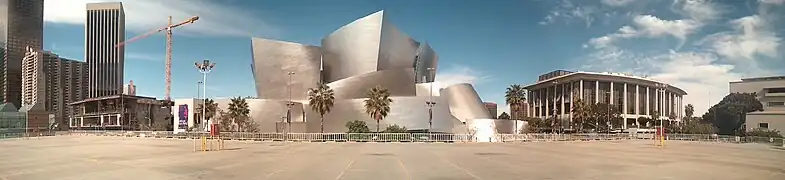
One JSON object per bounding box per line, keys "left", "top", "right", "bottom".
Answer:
{"left": 115, "top": 16, "right": 199, "bottom": 101}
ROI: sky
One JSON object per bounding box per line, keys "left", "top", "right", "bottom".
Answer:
{"left": 43, "top": 0, "right": 784, "bottom": 117}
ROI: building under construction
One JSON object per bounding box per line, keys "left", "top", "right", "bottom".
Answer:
{"left": 68, "top": 95, "right": 172, "bottom": 130}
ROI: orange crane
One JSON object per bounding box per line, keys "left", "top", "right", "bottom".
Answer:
{"left": 115, "top": 16, "right": 199, "bottom": 101}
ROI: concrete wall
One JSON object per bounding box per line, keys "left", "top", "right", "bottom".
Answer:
{"left": 746, "top": 112, "right": 785, "bottom": 135}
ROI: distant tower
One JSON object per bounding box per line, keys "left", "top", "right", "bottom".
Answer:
{"left": 86, "top": 2, "right": 125, "bottom": 98}
{"left": 0, "top": 0, "right": 45, "bottom": 108}
{"left": 123, "top": 80, "right": 136, "bottom": 96}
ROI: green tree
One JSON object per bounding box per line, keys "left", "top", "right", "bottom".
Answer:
{"left": 523, "top": 117, "right": 550, "bottom": 133}
{"left": 684, "top": 104, "right": 695, "bottom": 120}
{"left": 364, "top": 86, "right": 393, "bottom": 132}
{"left": 308, "top": 83, "right": 336, "bottom": 133}
{"left": 505, "top": 84, "right": 526, "bottom": 120}
{"left": 636, "top": 116, "right": 652, "bottom": 128}
{"left": 383, "top": 124, "right": 408, "bottom": 133}
{"left": 345, "top": 120, "right": 370, "bottom": 133}
{"left": 746, "top": 128, "right": 783, "bottom": 138}
{"left": 195, "top": 98, "right": 218, "bottom": 127}
{"left": 702, "top": 93, "right": 764, "bottom": 135}
{"left": 227, "top": 97, "right": 251, "bottom": 132}
{"left": 498, "top": 112, "right": 511, "bottom": 119}
{"left": 681, "top": 117, "right": 714, "bottom": 134}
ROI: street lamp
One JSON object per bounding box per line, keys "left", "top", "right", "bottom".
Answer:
{"left": 425, "top": 68, "right": 436, "bottom": 133}
{"left": 286, "top": 72, "right": 296, "bottom": 136}
{"left": 551, "top": 81, "right": 560, "bottom": 134}
{"left": 195, "top": 60, "right": 215, "bottom": 131}
{"left": 655, "top": 83, "right": 668, "bottom": 145}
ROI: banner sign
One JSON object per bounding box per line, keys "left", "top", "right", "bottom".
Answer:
{"left": 178, "top": 104, "right": 189, "bottom": 129}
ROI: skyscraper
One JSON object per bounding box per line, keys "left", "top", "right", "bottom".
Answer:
{"left": 0, "top": 0, "right": 45, "bottom": 108}
{"left": 22, "top": 48, "right": 89, "bottom": 129}
{"left": 85, "top": 2, "right": 125, "bottom": 98}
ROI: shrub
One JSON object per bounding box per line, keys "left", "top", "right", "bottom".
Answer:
{"left": 345, "top": 120, "right": 370, "bottom": 133}
{"left": 383, "top": 124, "right": 407, "bottom": 133}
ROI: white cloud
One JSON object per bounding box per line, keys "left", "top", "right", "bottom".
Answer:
{"left": 578, "top": 1, "right": 783, "bottom": 116}
{"left": 701, "top": 15, "right": 781, "bottom": 62}
{"left": 431, "top": 65, "right": 489, "bottom": 92}
{"left": 586, "top": 15, "right": 701, "bottom": 49}
{"left": 760, "top": 0, "right": 785, "bottom": 5}
{"left": 671, "top": 0, "right": 724, "bottom": 22}
{"left": 602, "top": 0, "right": 636, "bottom": 7}
{"left": 44, "top": 0, "right": 280, "bottom": 37}
{"left": 539, "top": 1, "right": 599, "bottom": 27}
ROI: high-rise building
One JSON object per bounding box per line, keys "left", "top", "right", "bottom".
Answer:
{"left": 0, "top": 0, "right": 45, "bottom": 108}
{"left": 21, "top": 48, "right": 89, "bottom": 129}
{"left": 123, "top": 80, "right": 136, "bottom": 95}
{"left": 730, "top": 76, "right": 785, "bottom": 136}
{"left": 510, "top": 102, "right": 528, "bottom": 120}
{"left": 85, "top": 2, "right": 125, "bottom": 98}
{"left": 484, "top": 102, "right": 498, "bottom": 119}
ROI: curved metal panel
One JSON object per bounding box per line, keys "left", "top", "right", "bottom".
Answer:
{"left": 251, "top": 38, "right": 321, "bottom": 101}
{"left": 414, "top": 43, "right": 438, "bottom": 83}
{"left": 321, "top": 11, "right": 384, "bottom": 83}
{"left": 378, "top": 21, "right": 419, "bottom": 72}
{"left": 214, "top": 98, "right": 306, "bottom": 132}
{"left": 304, "top": 96, "right": 459, "bottom": 133}
{"left": 440, "top": 83, "right": 492, "bottom": 123}
{"left": 326, "top": 68, "right": 416, "bottom": 99}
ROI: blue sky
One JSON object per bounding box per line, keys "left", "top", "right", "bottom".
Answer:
{"left": 44, "top": 0, "right": 784, "bottom": 115}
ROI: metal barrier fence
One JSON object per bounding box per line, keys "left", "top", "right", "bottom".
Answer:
{"left": 4, "top": 130, "right": 784, "bottom": 146}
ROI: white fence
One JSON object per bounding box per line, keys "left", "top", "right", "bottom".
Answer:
{"left": 52, "top": 130, "right": 783, "bottom": 145}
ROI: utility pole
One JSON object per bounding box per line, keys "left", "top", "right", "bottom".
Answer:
{"left": 195, "top": 60, "right": 215, "bottom": 132}
{"left": 425, "top": 68, "right": 436, "bottom": 133}
{"left": 286, "top": 72, "right": 296, "bottom": 139}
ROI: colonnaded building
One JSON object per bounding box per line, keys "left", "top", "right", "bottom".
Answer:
{"left": 524, "top": 70, "right": 688, "bottom": 129}
{"left": 173, "top": 11, "right": 508, "bottom": 135}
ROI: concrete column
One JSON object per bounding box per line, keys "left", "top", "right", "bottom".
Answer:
{"left": 117, "top": 114, "right": 121, "bottom": 126}
{"left": 561, "top": 83, "right": 565, "bottom": 116}
{"left": 595, "top": 81, "right": 600, "bottom": 104}
{"left": 623, "top": 83, "right": 628, "bottom": 114}
{"left": 100, "top": 115, "right": 104, "bottom": 126}
{"left": 80, "top": 117, "right": 84, "bottom": 127}
{"left": 553, "top": 84, "right": 558, "bottom": 116}
{"left": 545, "top": 87, "right": 550, "bottom": 118}
{"left": 578, "top": 79, "right": 583, "bottom": 100}
{"left": 610, "top": 82, "right": 614, "bottom": 105}
{"left": 646, "top": 87, "right": 650, "bottom": 116}
{"left": 635, "top": 85, "right": 639, "bottom": 115}
{"left": 569, "top": 82, "right": 574, "bottom": 123}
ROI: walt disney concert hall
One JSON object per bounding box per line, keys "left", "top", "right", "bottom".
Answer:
{"left": 221, "top": 10, "right": 497, "bottom": 134}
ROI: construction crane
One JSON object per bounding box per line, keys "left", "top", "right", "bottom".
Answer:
{"left": 115, "top": 16, "right": 199, "bottom": 102}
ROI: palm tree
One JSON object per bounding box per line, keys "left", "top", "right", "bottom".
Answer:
{"left": 571, "top": 99, "right": 591, "bottom": 132}
{"left": 308, "top": 83, "right": 336, "bottom": 133}
{"left": 227, "top": 97, "right": 250, "bottom": 132}
{"left": 195, "top": 98, "right": 217, "bottom": 126}
{"left": 505, "top": 84, "right": 526, "bottom": 120}
{"left": 364, "top": 85, "right": 393, "bottom": 132}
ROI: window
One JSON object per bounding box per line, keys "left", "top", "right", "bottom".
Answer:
{"left": 768, "top": 88, "right": 785, "bottom": 93}
{"left": 767, "top": 102, "right": 785, "bottom": 107}
{"left": 759, "top": 123, "right": 769, "bottom": 129}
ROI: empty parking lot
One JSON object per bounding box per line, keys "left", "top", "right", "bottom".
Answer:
{"left": 1, "top": 136, "right": 784, "bottom": 180}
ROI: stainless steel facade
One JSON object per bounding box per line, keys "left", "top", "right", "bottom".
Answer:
{"left": 195, "top": 10, "right": 491, "bottom": 133}
{"left": 441, "top": 83, "right": 493, "bottom": 123}
{"left": 250, "top": 38, "right": 321, "bottom": 101}
{"left": 86, "top": 2, "right": 125, "bottom": 98}
{"left": 524, "top": 71, "right": 688, "bottom": 129}
{"left": 0, "top": 0, "right": 44, "bottom": 108}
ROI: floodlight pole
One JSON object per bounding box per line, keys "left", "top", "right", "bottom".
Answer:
{"left": 425, "top": 68, "right": 436, "bottom": 133}
{"left": 195, "top": 60, "right": 215, "bottom": 132}
{"left": 286, "top": 72, "right": 295, "bottom": 140}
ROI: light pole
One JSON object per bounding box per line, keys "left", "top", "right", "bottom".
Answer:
{"left": 195, "top": 60, "right": 215, "bottom": 132}
{"left": 551, "top": 81, "right": 559, "bottom": 134}
{"left": 655, "top": 83, "right": 668, "bottom": 145}
{"left": 605, "top": 91, "right": 612, "bottom": 133}
{"left": 425, "top": 68, "right": 436, "bottom": 133}
{"left": 286, "top": 72, "right": 295, "bottom": 136}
